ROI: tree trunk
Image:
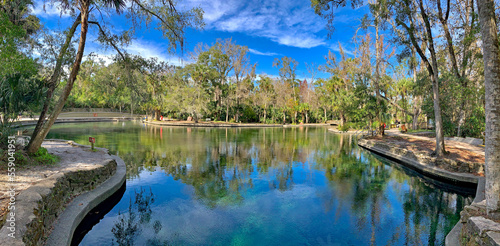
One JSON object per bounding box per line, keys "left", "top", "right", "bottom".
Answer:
{"left": 411, "top": 49, "right": 421, "bottom": 131}
{"left": 430, "top": 62, "right": 446, "bottom": 156}
{"left": 374, "top": 24, "right": 383, "bottom": 136}
{"left": 437, "top": 0, "right": 471, "bottom": 139}
{"left": 412, "top": 110, "right": 419, "bottom": 130}
{"left": 419, "top": 0, "right": 446, "bottom": 156}
{"left": 263, "top": 106, "right": 267, "bottom": 123}
{"left": 324, "top": 108, "right": 327, "bottom": 123}
{"left": 225, "top": 103, "right": 229, "bottom": 122}
{"left": 457, "top": 103, "right": 466, "bottom": 137}
{"left": 235, "top": 99, "right": 239, "bottom": 123}
{"left": 193, "top": 112, "right": 199, "bottom": 123}
{"left": 155, "top": 109, "right": 161, "bottom": 121}
{"left": 27, "top": 15, "right": 80, "bottom": 152}
{"left": 477, "top": 0, "right": 500, "bottom": 213}
{"left": 27, "top": 5, "right": 90, "bottom": 154}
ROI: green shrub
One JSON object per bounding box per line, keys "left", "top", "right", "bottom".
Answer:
{"left": 14, "top": 151, "right": 27, "bottom": 164}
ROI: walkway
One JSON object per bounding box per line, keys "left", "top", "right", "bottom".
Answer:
{"left": 384, "top": 129, "right": 485, "bottom": 159}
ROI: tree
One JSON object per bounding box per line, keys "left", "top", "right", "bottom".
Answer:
{"left": 313, "top": 78, "right": 332, "bottom": 123}
{"left": 26, "top": 0, "right": 203, "bottom": 154}
{"left": 0, "top": 4, "right": 43, "bottom": 147}
{"left": 231, "top": 45, "right": 255, "bottom": 123}
{"left": 359, "top": 0, "right": 391, "bottom": 135}
{"left": 137, "top": 57, "right": 173, "bottom": 120}
{"left": 273, "top": 56, "right": 299, "bottom": 123}
{"left": 322, "top": 48, "right": 357, "bottom": 126}
{"left": 311, "top": 0, "right": 363, "bottom": 36}
{"left": 255, "top": 74, "right": 275, "bottom": 123}
{"left": 477, "top": 0, "right": 500, "bottom": 213}
{"left": 392, "top": 0, "right": 446, "bottom": 156}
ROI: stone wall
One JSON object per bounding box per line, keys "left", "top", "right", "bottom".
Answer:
{"left": 459, "top": 202, "right": 500, "bottom": 245}
{"left": 23, "top": 159, "right": 116, "bottom": 245}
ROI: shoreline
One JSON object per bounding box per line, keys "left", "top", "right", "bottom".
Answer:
{"left": 143, "top": 120, "right": 331, "bottom": 128}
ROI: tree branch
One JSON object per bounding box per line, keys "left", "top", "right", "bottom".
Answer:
{"left": 131, "top": 0, "right": 182, "bottom": 40}
{"left": 378, "top": 94, "right": 414, "bottom": 117}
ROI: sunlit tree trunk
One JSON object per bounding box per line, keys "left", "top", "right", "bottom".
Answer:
{"left": 263, "top": 104, "right": 267, "bottom": 122}
{"left": 27, "top": 3, "right": 90, "bottom": 154}
{"left": 324, "top": 108, "right": 327, "bottom": 123}
{"left": 27, "top": 15, "right": 80, "bottom": 152}
{"left": 375, "top": 24, "right": 384, "bottom": 136}
{"left": 411, "top": 47, "right": 421, "bottom": 130}
{"left": 477, "top": 0, "right": 500, "bottom": 213}
{"left": 419, "top": 0, "right": 446, "bottom": 156}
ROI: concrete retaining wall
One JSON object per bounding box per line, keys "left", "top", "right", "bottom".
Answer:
{"left": 446, "top": 136, "right": 484, "bottom": 146}
{"left": 0, "top": 141, "right": 126, "bottom": 246}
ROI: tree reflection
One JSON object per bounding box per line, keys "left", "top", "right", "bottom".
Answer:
{"left": 107, "top": 125, "right": 472, "bottom": 245}
{"left": 111, "top": 187, "right": 164, "bottom": 246}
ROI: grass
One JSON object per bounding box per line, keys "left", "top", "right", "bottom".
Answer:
{"left": 31, "top": 147, "right": 59, "bottom": 164}
{"left": 0, "top": 147, "right": 59, "bottom": 169}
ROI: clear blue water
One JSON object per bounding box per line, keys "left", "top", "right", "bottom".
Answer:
{"left": 41, "top": 121, "right": 473, "bottom": 245}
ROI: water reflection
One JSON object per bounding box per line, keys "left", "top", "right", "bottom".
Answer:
{"left": 39, "top": 122, "right": 473, "bottom": 245}
{"left": 111, "top": 188, "right": 161, "bottom": 246}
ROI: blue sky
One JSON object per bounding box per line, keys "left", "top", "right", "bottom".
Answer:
{"left": 31, "top": 0, "right": 370, "bottom": 80}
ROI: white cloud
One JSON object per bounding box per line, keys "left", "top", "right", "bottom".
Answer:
{"left": 124, "top": 41, "right": 191, "bottom": 67}
{"left": 84, "top": 39, "right": 191, "bottom": 67}
{"left": 275, "top": 35, "right": 325, "bottom": 49}
{"left": 30, "top": 1, "right": 71, "bottom": 18}
{"left": 248, "top": 48, "right": 279, "bottom": 56}
{"left": 329, "top": 43, "right": 355, "bottom": 56}
{"left": 182, "top": 0, "right": 329, "bottom": 49}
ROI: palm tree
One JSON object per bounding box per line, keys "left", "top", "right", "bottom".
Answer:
{"left": 27, "top": 0, "right": 125, "bottom": 154}
{"left": 27, "top": 0, "right": 203, "bottom": 154}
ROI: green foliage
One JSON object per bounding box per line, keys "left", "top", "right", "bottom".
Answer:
{"left": 460, "top": 106, "right": 485, "bottom": 138}
{"left": 0, "top": 11, "right": 44, "bottom": 148}
{"left": 239, "top": 105, "right": 259, "bottom": 123}
{"left": 338, "top": 124, "right": 350, "bottom": 132}
{"left": 31, "top": 147, "right": 59, "bottom": 165}
{"left": 14, "top": 151, "right": 27, "bottom": 164}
